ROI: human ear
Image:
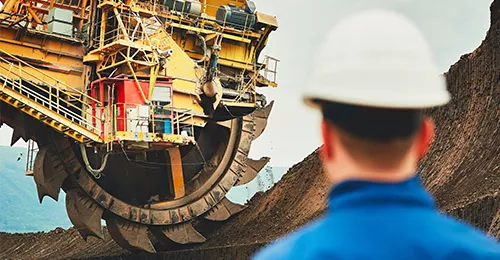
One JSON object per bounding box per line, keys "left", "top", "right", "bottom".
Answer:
{"left": 417, "top": 118, "right": 435, "bottom": 159}
{"left": 321, "top": 119, "right": 334, "bottom": 161}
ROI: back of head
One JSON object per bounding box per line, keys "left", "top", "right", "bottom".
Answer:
{"left": 321, "top": 102, "right": 423, "bottom": 168}
{"left": 303, "top": 10, "right": 450, "bottom": 173}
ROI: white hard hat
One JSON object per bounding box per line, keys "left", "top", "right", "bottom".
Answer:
{"left": 303, "top": 10, "right": 451, "bottom": 109}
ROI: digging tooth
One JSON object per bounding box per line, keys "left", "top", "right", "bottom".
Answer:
{"left": 236, "top": 157, "right": 270, "bottom": 186}
{"left": 33, "top": 146, "right": 68, "bottom": 202}
{"left": 150, "top": 222, "right": 206, "bottom": 245}
{"left": 251, "top": 101, "right": 274, "bottom": 140}
{"left": 10, "top": 126, "right": 25, "bottom": 146}
{"left": 106, "top": 216, "right": 156, "bottom": 253}
{"left": 216, "top": 120, "right": 232, "bottom": 129}
{"left": 10, "top": 113, "right": 34, "bottom": 146}
{"left": 65, "top": 189, "right": 104, "bottom": 240}
{"left": 204, "top": 197, "right": 246, "bottom": 221}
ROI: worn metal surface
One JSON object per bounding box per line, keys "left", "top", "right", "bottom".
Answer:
{"left": 36, "top": 107, "right": 268, "bottom": 251}
{"left": 167, "top": 147, "right": 186, "bottom": 199}
{"left": 106, "top": 216, "right": 156, "bottom": 253}
{"left": 236, "top": 157, "right": 270, "bottom": 186}
{"left": 51, "top": 119, "right": 249, "bottom": 226}
{"left": 249, "top": 101, "right": 274, "bottom": 140}
{"left": 150, "top": 222, "right": 206, "bottom": 245}
{"left": 33, "top": 146, "right": 68, "bottom": 202}
{"left": 66, "top": 188, "right": 104, "bottom": 240}
{"left": 204, "top": 197, "right": 247, "bottom": 221}
{"left": 2, "top": 94, "right": 273, "bottom": 252}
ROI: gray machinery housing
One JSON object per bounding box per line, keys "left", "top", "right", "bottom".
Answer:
{"left": 162, "top": 0, "right": 202, "bottom": 15}
{"left": 216, "top": 3, "right": 256, "bottom": 30}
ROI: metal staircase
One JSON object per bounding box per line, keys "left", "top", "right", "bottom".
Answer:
{"left": 0, "top": 48, "right": 103, "bottom": 144}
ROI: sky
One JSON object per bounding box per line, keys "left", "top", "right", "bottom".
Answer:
{"left": 248, "top": 0, "right": 493, "bottom": 166}
{"left": 0, "top": 0, "right": 494, "bottom": 167}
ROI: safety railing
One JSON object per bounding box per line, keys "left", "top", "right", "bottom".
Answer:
{"left": 113, "top": 104, "right": 195, "bottom": 138}
{"left": 0, "top": 48, "right": 103, "bottom": 135}
{"left": 0, "top": 73, "right": 102, "bottom": 135}
{"left": 223, "top": 55, "right": 279, "bottom": 104}
{"left": 97, "top": 0, "right": 257, "bottom": 36}
{"left": 25, "top": 140, "right": 38, "bottom": 173}
{"left": 171, "top": 108, "right": 195, "bottom": 136}
{"left": 0, "top": 49, "right": 100, "bottom": 104}
{"left": 0, "top": 0, "right": 90, "bottom": 30}
{"left": 222, "top": 61, "right": 264, "bottom": 104}
{"left": 92, "top": 11, "right": 161, "bottom": 50}
{"left": 262, "top": 55, "right": 279, "bottom": 84}
{"left": 0, "top": 11, "right": 25, "bottom": 27}
{"left": 54, "top": 0, "right": 86, "bottom": 9}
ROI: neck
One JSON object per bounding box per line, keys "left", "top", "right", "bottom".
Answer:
{"left": 326, "top": 158, "right": 418, "bottom": 185}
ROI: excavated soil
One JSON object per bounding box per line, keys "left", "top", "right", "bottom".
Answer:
{"left": 419, "top": 0, "right": 500, "bottom": 236}
{"left": 199, "top": 149, "right": 328, "bottom": 248}
{"left": 1, "top": 1, "right": 499, "bottom": 259}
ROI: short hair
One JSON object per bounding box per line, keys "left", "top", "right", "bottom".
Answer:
{"left": 319, "top": 101, "right": 423, "bottom": 142}
{"left": 318, "top": 101, "right": 424, "bottom": 166}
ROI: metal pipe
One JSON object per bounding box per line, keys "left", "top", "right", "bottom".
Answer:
{"left": 80, "top": 144, "right": 109, "bottom": 179}
{"left": 0, "top": 0, "right": 17, "bottom": 21}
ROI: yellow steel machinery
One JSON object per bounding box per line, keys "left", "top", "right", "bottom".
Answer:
{"left": 0, "top": 0, "right": 278, "bottom": 252}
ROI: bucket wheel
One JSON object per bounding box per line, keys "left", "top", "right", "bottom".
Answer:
{"left": 28, "top": 102, "right": 273, "bottom": 252}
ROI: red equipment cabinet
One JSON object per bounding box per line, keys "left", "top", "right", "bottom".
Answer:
{"left": 89, "top": 78, "right": 174, "bottom": 138}
{"left": 114, "top": 80, "right": 150, "bottom": 132}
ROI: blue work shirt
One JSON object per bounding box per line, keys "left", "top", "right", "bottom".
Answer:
{"left": 253, "top": 175, "right": 500, "bottom": 259}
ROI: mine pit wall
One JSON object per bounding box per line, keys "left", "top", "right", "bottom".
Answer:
{"left": 448, "top": 195, "right": 500, "bottom": 239}
{"left": 419, "top": 0, "right": 500, "bottom": 236}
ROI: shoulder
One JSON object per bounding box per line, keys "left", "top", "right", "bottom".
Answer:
{"left": 252, "top": 217, "right": 333, "bottom": 260}
{"left": 251, "top": 210, "right": 500, "bottom": 260}
{"left": 427, "top": 213, "right": 500, "bottom": 258}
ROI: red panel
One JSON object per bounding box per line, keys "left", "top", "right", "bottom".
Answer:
{"left": 113, "top": 79, "right": 175, "bottom": 133}
{"left": 123, "top": 80, "right": 149, "bottom": 105}
{"left": 116, "top": 81, "right": 125, "bottom": 132}
{"left": 115, "top": 80, "right": 150, "bottom": 132}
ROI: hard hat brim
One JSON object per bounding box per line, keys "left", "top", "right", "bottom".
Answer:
{"left": 303, "top": 9, "right": 452, "bottom": 111}
{"left": 303, "top": 89, "right": 451, "bottom": 110}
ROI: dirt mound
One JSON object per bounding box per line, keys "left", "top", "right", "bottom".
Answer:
{"left": 199, "top": 0, "right": 500, "bottom": 245}
{"left": 199, "top": 149, "right": 328, "bottom": 247}
{"left": 1, "top": 1, "right": 499, "bottom": 259}
{"left": 448, "top": 194, "right": 499, "bottom": 236}
{"left": 0, "top": 228, "right": 124, "bottom": 260}
{"left": 419, "top": 0, "right": 500, "bottom": 236}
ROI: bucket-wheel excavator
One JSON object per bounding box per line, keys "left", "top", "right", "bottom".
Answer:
{"left": 0, "top": 0, "right": 278, "bottom": 252}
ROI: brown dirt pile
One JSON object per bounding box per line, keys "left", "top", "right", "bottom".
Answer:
{"left": 0, "top": 1, "right": 499, "bottom": 259}
{"left": 200, "top": 0, "right": 500, "bottom": 244}
{"left": 199, "top": 149, "right": 328, "bottom": 247}
{"left": 419, "top": 0, "right": 500, "bottom": 237}
{"left": 0, "top": 228, "right": 123, "bottom": 260}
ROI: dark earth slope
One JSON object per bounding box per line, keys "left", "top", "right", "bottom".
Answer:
{"left": 419, "top": 0, "right": 500, "bottom": 238}
{"left": 0, "top": 1, "right": 499, "bottom": 259}
{"left": 202, "top": 0, "right": 500, "bottom": 244}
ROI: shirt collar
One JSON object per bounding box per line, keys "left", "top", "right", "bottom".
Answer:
{"left": 328, "top": 174, "right": 435, "bottom": 211}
